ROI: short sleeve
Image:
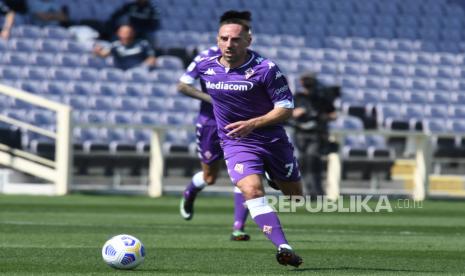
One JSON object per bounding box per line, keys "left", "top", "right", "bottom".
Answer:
{"left": 179, "top": 55, "right": 202, "bottom": 85}
{"left": 263, "top": 61, "right": 294, "bottom": 109}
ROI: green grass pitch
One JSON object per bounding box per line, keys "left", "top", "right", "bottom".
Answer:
{"left": 1, "top": 194, "right": 465, "bottom": 275}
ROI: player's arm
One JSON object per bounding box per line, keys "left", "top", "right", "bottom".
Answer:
{"left": 92, "top": 44, "right": 111, "bottom": 58}
{"left": 177, "top": 58, "right": 212, "bottom": 103}
{"left": 225, "top": 106, "right": 292, "bottom": 138}
{"left": 177, "top": 82, "right": 212, "bottom": 104}
{"left": 0, "top": 10, "right": 14, "bottom": 39}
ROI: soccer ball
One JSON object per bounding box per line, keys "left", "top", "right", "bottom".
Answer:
{"left": 101, "top": 234, "right": 145, "bottom": 270}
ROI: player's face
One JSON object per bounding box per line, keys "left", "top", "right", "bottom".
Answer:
{"left": 217, "top": 24, "right": 251, "bottom": 67}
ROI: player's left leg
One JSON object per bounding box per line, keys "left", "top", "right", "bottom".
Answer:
{"left": 231, "top": 186, "right": 250, "bottom": 241}
{"left": 180, "top": 161, "right": 220, "bottom": 220}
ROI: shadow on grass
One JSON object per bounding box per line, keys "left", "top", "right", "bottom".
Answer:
{"left": 292, "top": 266, "right": 440, "bottom": 273}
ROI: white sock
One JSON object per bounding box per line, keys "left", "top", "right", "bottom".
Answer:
{"left": 192, "top": 171, "right": 207, "bottom": 189}
{"left": 279, "top": 244, "right": 293, "bottom": 250}
{"left": 245, "top": 197, "right": 274, "bottom": 219}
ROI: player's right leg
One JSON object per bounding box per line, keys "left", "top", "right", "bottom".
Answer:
{"left": 180, "top": 160, "right": 220, "bottom": 220}
{"left": 235, "top": 174, "right": 303, "bottom": 267}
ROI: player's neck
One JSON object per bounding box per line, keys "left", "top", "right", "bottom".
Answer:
{"left": 219, "top": 53, "right": 250, "bottom": 69}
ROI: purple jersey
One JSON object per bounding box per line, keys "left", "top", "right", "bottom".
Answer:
{"left": 182, "top": 50, "right": 294, "bottom": 144}
{"left": 179, "top": 46, "right": 221, "bottom": 126}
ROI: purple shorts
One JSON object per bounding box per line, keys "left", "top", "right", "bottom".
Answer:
{"left": 196, "top": 123, "right": 223, "bottom": 164}
{"left": 223, "top": 139, "right": 301, "bottom": 184}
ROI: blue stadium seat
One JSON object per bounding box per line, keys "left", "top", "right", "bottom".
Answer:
{"left": 91, "top": 96, "right": 118, "bottom": 110}
{"left": 156, "top": 55, "right": 184, "bottom": 70}
{"left": 30, "top": 53, "right": 56, "bottom": 66}
{"left": 364, "top": 76, "right": 387, "bottom": 89}
{"left": 145, "top": 98, "right": 170, "bottom": 111}
{"left": 100, "top": 68, "right": 126, "bottom": 82}
{"left": 80, "top": 111, "right": 108, "bottom": 124}
{"left": 119, "top": 97, "right": 144, "bottom": 111}
{"left": 58, "top": 53, "right": 83, "bottom": 67}
{"left": 450, "top": 120, "right": 465, "bottom": 133}
{"left": 107, "top": 112, "right": 134, "bottom": 124}
{"left": 134, "top": 112, "right": 165, "bottom": 125}
{"left": 39, "top": 39, "right": 66, "bottom": 52}
{"left": 412, "top": 65, "right": 433, "bottom": 78}
{"left": 450, "top": 105, "right": 465, "bottom": 118}
{"left": 10, "top": 25, "right": 43, "bottom": 38}
{"left": 429, "top": 92, "right": 451, "bottom": 104}
{"left": 43, "top": 81, "right": 70, "bottom": 95}
{"left": 18, "top": 81, "right": 45, "bottom": 94}
{"left": 77, "top": 68, "right": 101, "bottom": 82}
{"left": 50, "top": 67, "right": 79, "bottom": 81}
{"left": 411, "top": 78, "right": 434, "bottom": 91}
{"left": 427, "top": 105, "right": 449, "bottom": 119}
{"left": 384, "top": 91, "right": 404, "bottom": 103}
{"left": 9, "top": 38, "right": 39, "bottom": 52}
{"left": 69, "top": 82, "right": 95, "bottom": 95}
{"left": 2, "top": 52, "right": 30, "bottom": 66}
{"left": 350, "top": 26, "right": 372, "bottom": 38}
{"left": 0, "top": 66, "right": 25, "bottom": 80}
{"left": 43, "top": 26, "right": 72, "bottom": 39}
{"left": 29, "top": 109, "right": 56, "bottom": 127}
{"left": 64, "top": 95, "right": 91, "bottom": 109}
{"left": 423, "top": 118, "right": 449, "bottom": 133}
{"left": 24, "top": 67, "right": 50, "bottom": 81}
{"left": 123, "top": 84, "right": 149, "bottom": 97}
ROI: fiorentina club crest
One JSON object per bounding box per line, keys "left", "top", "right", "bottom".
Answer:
{"left": 204, "top": 151, "right": 212, "bottom": 160}
{"left": 245, "top": 68, "right": 255, "bottom": 79}
{"left": 263, "top": 225, "right": 273, "bottom": 234}
{"left": 234, "top": 163, "right": 244, "bottom": 174}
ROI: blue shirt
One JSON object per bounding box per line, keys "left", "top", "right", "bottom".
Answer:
{"left": 110, "top": 39, "right": 155, "bottom": 70}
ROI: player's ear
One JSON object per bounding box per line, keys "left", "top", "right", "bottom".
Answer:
{"left": 246, "top": 33, "right": 252, "bottom": 46}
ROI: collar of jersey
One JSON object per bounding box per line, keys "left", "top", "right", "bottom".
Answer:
{"left": 215, "top": 51, "right": 255, "bottom": 71}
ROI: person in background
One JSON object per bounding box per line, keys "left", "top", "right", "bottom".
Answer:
{"left": 93, "top": 24, "right": 156, "bottom": 71}
{"left": 27, "top": 0, "right": 69, "bottom": 27}
{"left": 291, "top": 73, "right": 338, "bottom": 197}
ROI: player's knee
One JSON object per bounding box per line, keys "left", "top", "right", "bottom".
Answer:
{"left": 240, "top": 186, "right": 264, "bottom": 199}
{"left": 203, "top": 174, "right": 217, "bottom": 185}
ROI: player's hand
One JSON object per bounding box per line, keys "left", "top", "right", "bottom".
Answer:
{"left": 292, "top": 107, "right": 306, "bottom": 118}
{"left": 225, "top": 120, "right": 256, "bottom": 138}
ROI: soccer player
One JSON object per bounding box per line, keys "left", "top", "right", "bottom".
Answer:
{"left": 177, "top": 23, "right": 251, "bottom": 242}
{"left": 178, "top": 10, "right": 303, "bottom": 267}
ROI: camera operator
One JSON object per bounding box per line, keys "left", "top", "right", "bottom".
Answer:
{"left": 291, "top": 73, "right": 338, "bottom": 197}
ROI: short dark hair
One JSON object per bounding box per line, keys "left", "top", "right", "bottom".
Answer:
{"left": 219, "top": 10, "right": 252, "bottom": 33}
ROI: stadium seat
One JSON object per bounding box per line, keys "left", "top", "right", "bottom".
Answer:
{"left": 156, "top": 55, "right": 184, "bottom": 70}
{"left": 80, "top": 111, "right": 107, "bottom": 124}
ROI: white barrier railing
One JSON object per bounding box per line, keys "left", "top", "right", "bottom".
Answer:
{"left": 0, "top": 84, "right": 72, "bottom": 195}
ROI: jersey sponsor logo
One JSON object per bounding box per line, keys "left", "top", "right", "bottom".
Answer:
{"left": 268, "top": 61, "right": 275, "bottom": 69}
{"left": 205, "top": 68, "right": 216, "bottom": 75}
{"left": 263, "top": 225, "right": 273, "bottom": 234}
{"left": 275, "top": 84, "right": 289, "bottom": 94}
{"left": 206, "top": 81, "right": 253, "bottom": 91}
{"left": 234, "top": 163, "right": 244, "bottom": 174}
{"left": 275, "top": 70, "right": 283, "bottom": 80}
